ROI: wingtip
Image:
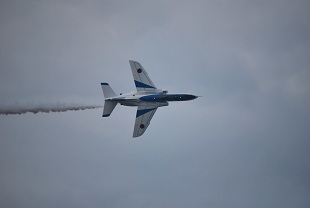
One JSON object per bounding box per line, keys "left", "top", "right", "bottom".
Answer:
{"left": 129, "top": 60, "right": 140, "bottom": 64}
{"left": 132, "top": 132, "right": 143, "bottom": 138}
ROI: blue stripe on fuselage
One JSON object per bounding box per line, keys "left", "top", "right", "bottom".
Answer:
{"left": 139, "top": 94, "right": 197, "bottom": 102}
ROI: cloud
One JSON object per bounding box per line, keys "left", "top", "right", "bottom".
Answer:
{"left": 0, "top": 0, "right": 310, "bottom": 208}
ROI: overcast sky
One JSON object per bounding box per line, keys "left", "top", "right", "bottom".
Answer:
{"left": 1, "top": 0, "right": 310, "bottom": 207}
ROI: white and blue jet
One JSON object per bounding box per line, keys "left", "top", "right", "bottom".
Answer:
{"left": 101, "top": 60, "right": 198, "bottom": 137}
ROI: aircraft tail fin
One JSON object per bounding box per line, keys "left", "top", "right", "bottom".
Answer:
{"left": 102, "top": 101, "right": 117, "bottom": 117}
{"left": 101, "top": 83, "right": 117, "bottom": 98}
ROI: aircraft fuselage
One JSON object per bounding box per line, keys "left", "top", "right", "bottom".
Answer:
{"left": 106, "top": 90, "right": 197, "bottom": 107}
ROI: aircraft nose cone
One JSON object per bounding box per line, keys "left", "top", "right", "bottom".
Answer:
{"left": 188, "top": 95, "right": 198, "bottom": 100}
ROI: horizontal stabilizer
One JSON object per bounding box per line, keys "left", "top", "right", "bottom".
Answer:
{"left": 101, "top": 83, "right": 117, "bottom": 98}
{"left": 102, "top": 101, "right": 117, "bottom": 117}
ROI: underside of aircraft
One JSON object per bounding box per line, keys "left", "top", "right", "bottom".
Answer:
{"left": 101, "top": 60, "right": 198, "bottom": 137}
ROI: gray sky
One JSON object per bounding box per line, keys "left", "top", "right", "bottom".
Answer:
{"left": 1, "top": 0, "right": 310, "bottom": 207}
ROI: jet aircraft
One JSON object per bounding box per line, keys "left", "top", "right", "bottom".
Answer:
{"left": 101, "top": 60, "right": 198, "bottom": 137}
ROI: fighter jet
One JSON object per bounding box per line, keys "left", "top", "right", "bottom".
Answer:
{"left": 101, "top": 60, "right": 198, "bottom": 137}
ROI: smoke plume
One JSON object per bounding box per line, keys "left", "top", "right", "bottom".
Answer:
{"left": 0, "top": 102, "right": 103, "bottom": 115}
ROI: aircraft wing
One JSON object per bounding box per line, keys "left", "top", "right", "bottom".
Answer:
{"left": 129, "top": 60, "right": 157, "bottom": 92}
{"left": 133, "top": 105, "right": 158, "bottom": 137}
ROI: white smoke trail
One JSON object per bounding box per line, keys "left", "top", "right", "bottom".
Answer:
{"left": 0, "top": 102, "right": 103, "bottom": 115}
